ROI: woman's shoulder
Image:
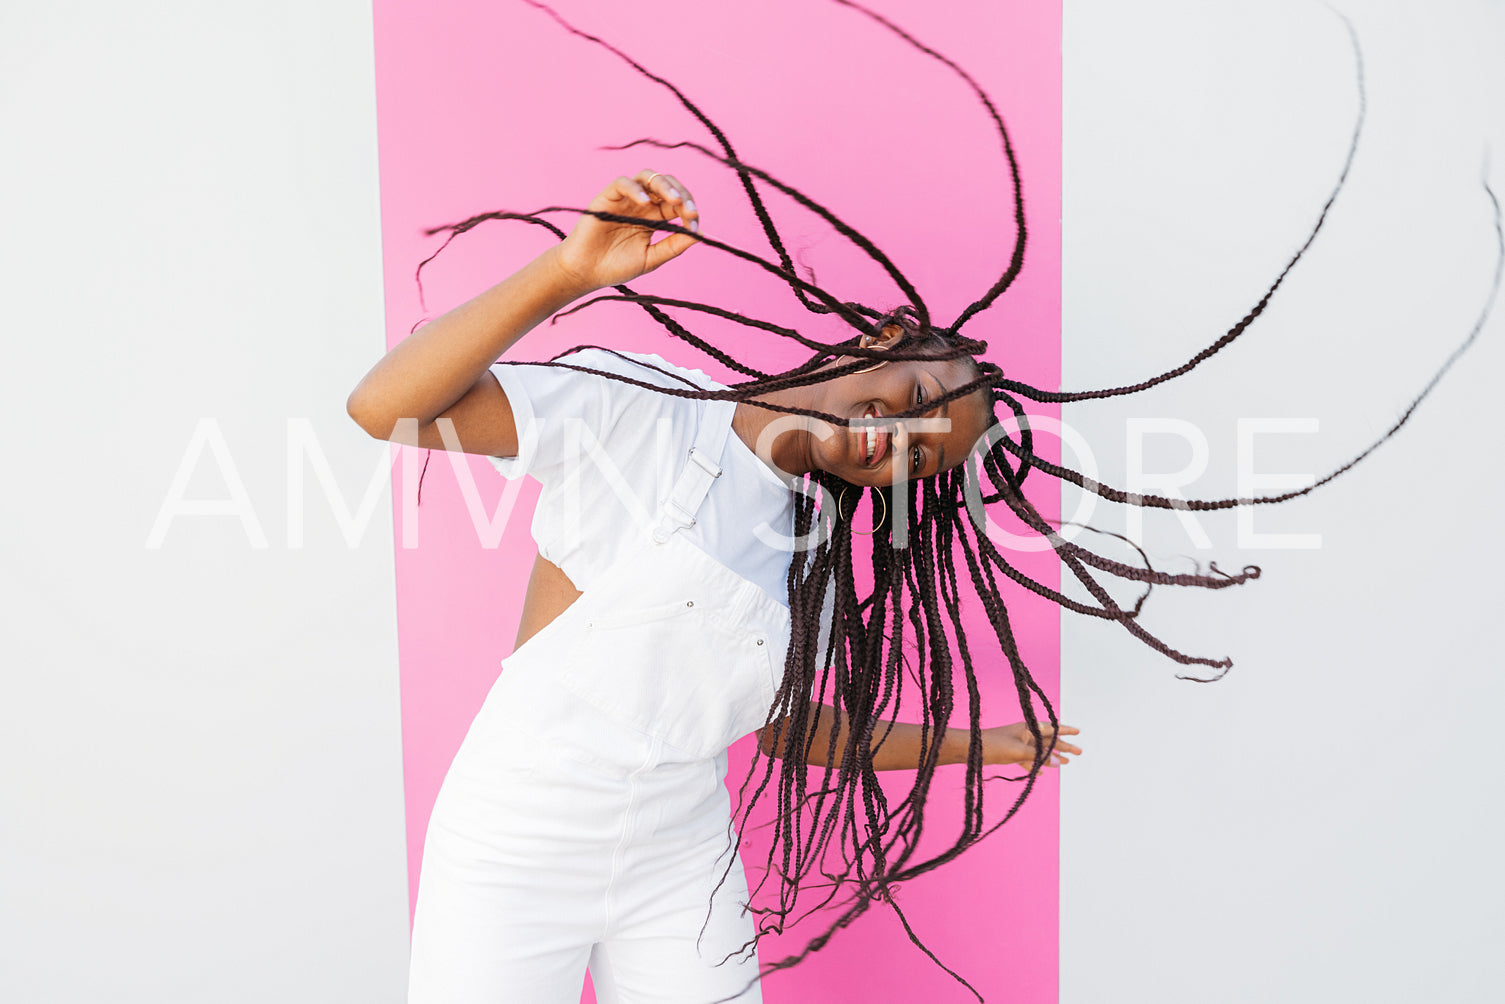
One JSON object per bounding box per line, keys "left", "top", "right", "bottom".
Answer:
{"left": 553, "top": 346, "right": 726, "bottom": 395}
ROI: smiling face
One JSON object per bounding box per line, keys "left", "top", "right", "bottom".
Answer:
{"left": 806, "top": 343, "right": 995, "bottom": 488}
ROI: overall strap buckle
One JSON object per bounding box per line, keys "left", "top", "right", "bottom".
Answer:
{"left": 686, "top": 446, "right": 723, "bottom": 479}
{"left": 662, "top": 498, "right": 698, "bottom": 529}
{"left": 651, "top": 401, "right": 735, "bottom": 544}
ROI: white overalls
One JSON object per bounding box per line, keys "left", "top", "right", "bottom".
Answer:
{"left": 408, "top": 399, "right": 793, "bottom": 1004}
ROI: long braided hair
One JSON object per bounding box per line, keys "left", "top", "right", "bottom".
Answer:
{"left": 408, "top": 1, "right": 1503, "bottom": 997}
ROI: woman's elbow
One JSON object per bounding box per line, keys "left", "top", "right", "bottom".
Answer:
{"left": 346, "top": 386, "right": 398, "bottom": 440}
{"left": 345, "top": 389, "right": 371, "bottom": 432}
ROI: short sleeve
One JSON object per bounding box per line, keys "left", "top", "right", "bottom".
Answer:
{"left": 485, "top": 351, "right": 612, "bottom": 484}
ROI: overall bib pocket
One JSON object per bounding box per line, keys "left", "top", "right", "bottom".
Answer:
{"left": 552, "top": 532, "right": 785, "bottom": 761}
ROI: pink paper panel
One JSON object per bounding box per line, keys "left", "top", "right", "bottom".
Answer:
{"left": 370, "top": 0, "right": 1061, "bottom": 999}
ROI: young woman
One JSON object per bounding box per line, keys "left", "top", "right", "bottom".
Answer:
{"left": 347, "top": 167, "right": 1082, "bottom": 1003}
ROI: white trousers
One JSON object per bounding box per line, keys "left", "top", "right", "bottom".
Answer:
{"left": 408, "top": 530, "right": 790, "bottom": 1003}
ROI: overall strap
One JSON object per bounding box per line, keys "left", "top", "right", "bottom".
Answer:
{"left": 652, "top": 398, "right": 736, "bottom": 544}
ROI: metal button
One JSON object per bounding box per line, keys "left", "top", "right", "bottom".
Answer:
{"left": 686, "top": 600, "right": 694, "bottom": 607}
{"left": 756, "top": 638, "right": 764, "bottom": 646}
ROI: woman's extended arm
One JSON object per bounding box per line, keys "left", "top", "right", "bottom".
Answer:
{"left": 346, "top": 170, "right": 702, "bottom": 453}
{"left": 756, "top": 703, "right": 1081, "bottom": 772}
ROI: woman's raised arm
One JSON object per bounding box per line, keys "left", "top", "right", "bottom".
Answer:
{"left": 346, "top": 170, "right": 702, "bottom": 455}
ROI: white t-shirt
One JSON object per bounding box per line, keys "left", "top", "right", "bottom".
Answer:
{"left": 487, "top": 348, "right": 797, "bottom": 606}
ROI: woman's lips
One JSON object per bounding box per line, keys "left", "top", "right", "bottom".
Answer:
{"left": 855, "top": 405, "right": 889, "bottom": 467}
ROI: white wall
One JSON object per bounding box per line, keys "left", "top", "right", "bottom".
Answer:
{"left": 0, "top": 3, "right": 410, "bottom": 1001}
{"left": 1061, "top": 2, "right": 1505, "bottom": 1001}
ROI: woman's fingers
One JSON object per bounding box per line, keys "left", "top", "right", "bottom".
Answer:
{"left": 631, "top": 169, "right": 701, "bottom": 270}
{"left": 673, "top": 182, "right": 701, "bottom": 235}
{"left": 612, "top": 174, "right": 654, "bottom": 206}
{"left": 1028, "top": 722, "right": 1081, "bottom": 762}
{"left": 661, "top": 174, "right": 699, "bottom": 233}
{"left": 1043, "top": 726, "right": 1081, "bottom": 753}
{"left": 637, "top": 168, "right": 681, "bottom": 201}
{"left": 984, "top": 722, "right": 1083, "bottom": 769}
{"left": 635, "top": 169, "right": 701, "bottom": 235}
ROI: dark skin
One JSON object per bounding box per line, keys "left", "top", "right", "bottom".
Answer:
{"left": 349, "top": 168, "right": 1082, "bottom": 771}
{"left": 730, "top": 327, "right": 996, "bottom": 490}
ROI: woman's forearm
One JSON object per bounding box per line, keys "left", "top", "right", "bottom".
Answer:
{"left": 759, "top": 703, "right": 978, "bottom": 772}
{"left": 346, "top": 244, "right": 596, "bottom": 432}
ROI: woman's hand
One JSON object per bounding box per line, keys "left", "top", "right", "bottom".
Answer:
{"left": 554, "top": 169, "right": 703, "bottom": 292}
{"left": 983, "top": 722, "right": 1082, "bottom": 769}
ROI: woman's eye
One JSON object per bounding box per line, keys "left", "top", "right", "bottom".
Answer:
{"left": 916, "top": 382, "right": 926, "bottom": 406}
{"left": 911, "top": 445, "right": 923, "bottom": 475}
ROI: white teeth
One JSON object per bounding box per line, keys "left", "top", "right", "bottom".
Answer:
{"left": 866, "top": 426, "right": 876, "bottom": 462}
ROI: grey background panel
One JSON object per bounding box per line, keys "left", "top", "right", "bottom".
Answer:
{"left": 0, "top": 2, "right": 410, "bottom": 1001}
{"left": 1060, "top": 2, "right": 1504, "bottom": 1002}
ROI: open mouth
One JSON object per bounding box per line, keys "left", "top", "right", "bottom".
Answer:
{"left": 856, "top": 405, "right": 889, "bottom": 468}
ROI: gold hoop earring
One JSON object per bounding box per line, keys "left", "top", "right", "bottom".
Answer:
{"left": 838, "top": 486, "right": 887, "bottom": 536}
{"left": 851, "top": 331, "right": 893, "bottom": 375}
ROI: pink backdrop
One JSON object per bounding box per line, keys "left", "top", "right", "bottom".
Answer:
{"left": 370, "top": 0, "right": 1061, "bottom": 999}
